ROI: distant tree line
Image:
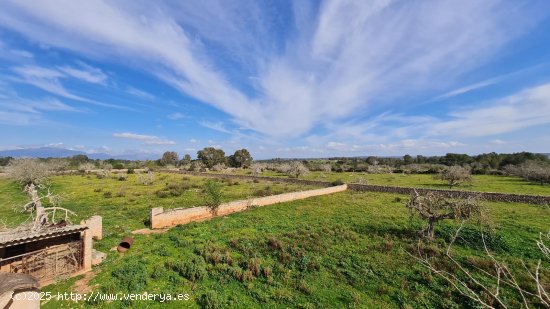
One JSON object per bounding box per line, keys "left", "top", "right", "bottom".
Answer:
{"left": 157, "top": 147, "right": 253, "bottom": 170}
{"left": 285, "top": 152, "right": 549, "bottom": 174}
{"left": 1, "top": 151, "right": 548, "bottom": 185}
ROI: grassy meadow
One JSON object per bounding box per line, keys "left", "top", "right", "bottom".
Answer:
{"left": 212, "top": 169, "right": 550, "bottom": 195}
{"left": 0, "top": 171, "right": 549, "bottom": 308}
{"left": 0, "top": 173, "right": 316, "bottom": 231}
{"left": 39, "top": 190, "right": 549, "bottom": 308}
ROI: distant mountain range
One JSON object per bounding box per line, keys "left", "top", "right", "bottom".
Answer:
{"left": 1, "top": 147, "right": 548, "bottom": 161}
{"left": 0, "top": 147, "right": 114, "bottom": 160}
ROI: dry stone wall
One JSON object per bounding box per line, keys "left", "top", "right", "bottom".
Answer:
{"left": 347, "top": 184, "right": 550, "bottom": 205}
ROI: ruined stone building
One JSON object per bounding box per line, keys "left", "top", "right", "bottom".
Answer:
{"left": 0, "top": 216, "right": 102, "bottom": 286}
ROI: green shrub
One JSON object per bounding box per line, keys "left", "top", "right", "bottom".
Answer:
{"left": 252, "top": 186, "right": 274, "bottom": 197}
{"left": 111, "top": 259, "right": 148, "bottom": 292}
{"left": 437, "top": 225, "right": 509, "bottom": 252}
{"left": 156, "top": 182, "right": 191, "bottom": 198}
{"left": 198, "top": 291, "right": 223, "bottom": 309}
{"left": 127, "top": 168, "right": 135, "bottom": 174}
{"left": 155, "top": 190, "right": 169, "bottom": 198}
{"left": 331, "top": 179, "right": 345, "bottom": 186}
{"left": 204, "top": 180, "right": 223, "bottom": 213}
{"left": 113, "top": 163, "right": 124, "bottom": 169}
{"left": 168, "top": 255, "right": 207, "bottom": 282}
{"left": 103, "top": 191, "right": 112, "bottom": 198}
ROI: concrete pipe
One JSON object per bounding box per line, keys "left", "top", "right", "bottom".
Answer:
{"left": 117, "top": 236, "right": 134, "bottom": 253}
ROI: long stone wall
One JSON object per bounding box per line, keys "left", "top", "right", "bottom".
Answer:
{"left": 150, "top": 184, "right": 348, "bottom": 229}
{"left": 162, "top": 170, "right": 550, "bottom": 205}
{"left": 347, "top": 184, "right": 550, "bottom": 205}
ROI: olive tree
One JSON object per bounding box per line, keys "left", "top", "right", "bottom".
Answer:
{"left": 180, "top": 154, "right": 192, "bottom": 166}
{"left": 228, "top": 148, "right": 253, "bottom": 168}
{"left": 160, "top": 151, "right": 179, "bottom": 167}
{"left": 406, "top": 190, "right": 483, "bottom": 239}
{"left": 434, "top": 165, "right": 472, "bottom": 188}
{"left": 197, "top": 147, "right": 226, "bottom": 168}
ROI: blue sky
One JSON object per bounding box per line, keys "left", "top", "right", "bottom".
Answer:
{"left": 0, "top": 0, "right": 549, "bottom": 159}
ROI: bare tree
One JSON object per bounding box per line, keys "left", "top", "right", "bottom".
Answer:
{"left": 410, "top": 225, "right": 549, "bottom": 308}
{"left": 137, "top": 171, "right": 155, "bottom": 186}
{"left": 434, "top": 166, "right": 472, "bottom": 188}
{"left": 5, "top": 159, "right": 75, "bottom": 231}
{"left": 211, "top": 163, "right": 226, "bottom": 172}
{"left": 505, "top": 161, "right": 550, "bottom": 186}
{"left": 406, "top": 190, "right": 483, "bottom": 239}
{"left": 251, "top": 163, "right": 266, "bottom": 176}
{"left": 6, "top": 158, "right": 52, "bottom": 186}
{"left": 78, "top": 162, "right": 96, "bottom": 172}
{"left": 99, "top": 161, "right": 113, "bottom": 170}
{"left": 11, "top": 183, "right": 75, "bottom": 231}
{"left": 285, "top": 161, "right": 309, "bottom": 178}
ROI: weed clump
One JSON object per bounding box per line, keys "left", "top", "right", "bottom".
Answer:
{"left": 166, "top": 255, "right": 207, "bottom": 282}
{"left": 198, "top": 291, "right": 223, "bottom": 309}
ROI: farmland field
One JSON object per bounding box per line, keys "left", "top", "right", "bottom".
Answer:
{"left": 0, "top": 173, "right": 317, "bottom": 231}
{"left": 1, "top": 172, "right": 549, "bottom": 308}
{"left": 208, "top": 169, "right": 550, "bottom": 195}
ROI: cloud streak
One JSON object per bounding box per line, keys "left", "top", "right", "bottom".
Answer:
{"left": 11, "top": 64, "right": 125, "bottom": 109}
{"left": 113, "top": 132, "right": 176, "bottom": 145}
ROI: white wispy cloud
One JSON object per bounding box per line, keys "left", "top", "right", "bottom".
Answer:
{"left": 58, "top": 61, "right": 108, "bottom": 84}
{"left": 0, "top": 0, "right": 547, "bottom": 145}
{"left": 126, "top": 86, "right": 154, "bottom": 100}
{"left": 167, "top": 112, "right": 186, "bottom": 120}
{"left": 11, "top": 65, "right": 124, "bottom": 109}
{"left": 0, "top": 80, "right": 80, "bottom": 125}
{"left": 199, "top": 121, "right": 232, "bottom": 134}
{"left": 113, "top": 132, "right": 176, "bottom": 145}
{"left": 428, "top": 83, "right": 550, "bottom": 137}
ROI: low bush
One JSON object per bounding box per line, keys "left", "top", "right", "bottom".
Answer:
{"left": 167, "top": 255, "right": 207, "bottom": 282}
{"left": 198, "top": 291, "right": 223, "bottom": 309}
{"left": 203, "top": 180, "right": 223, "bottom": 213}
{"left": 111, "top": 259, "right": 148, "bottom": 292}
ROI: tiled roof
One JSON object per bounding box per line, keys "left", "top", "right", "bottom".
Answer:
{"left": 0, "top": 225, "right": 87, "bottom": 248}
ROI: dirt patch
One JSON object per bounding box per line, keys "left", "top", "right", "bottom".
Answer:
{"left": 72, "top": 271, "right": 97, "bottom": 295}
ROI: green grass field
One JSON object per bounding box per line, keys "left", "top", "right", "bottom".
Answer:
{"left": 1, "top": 172, "right": 549, "bottom": 308}
{"left": 0, "top": 173, "right": 316, "bottom": 231}
{"left": 40, "top": 190, "right": 550, "bottom": 308}
{"left": 211, "top": 170, "right": 550, "bottom": 195}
